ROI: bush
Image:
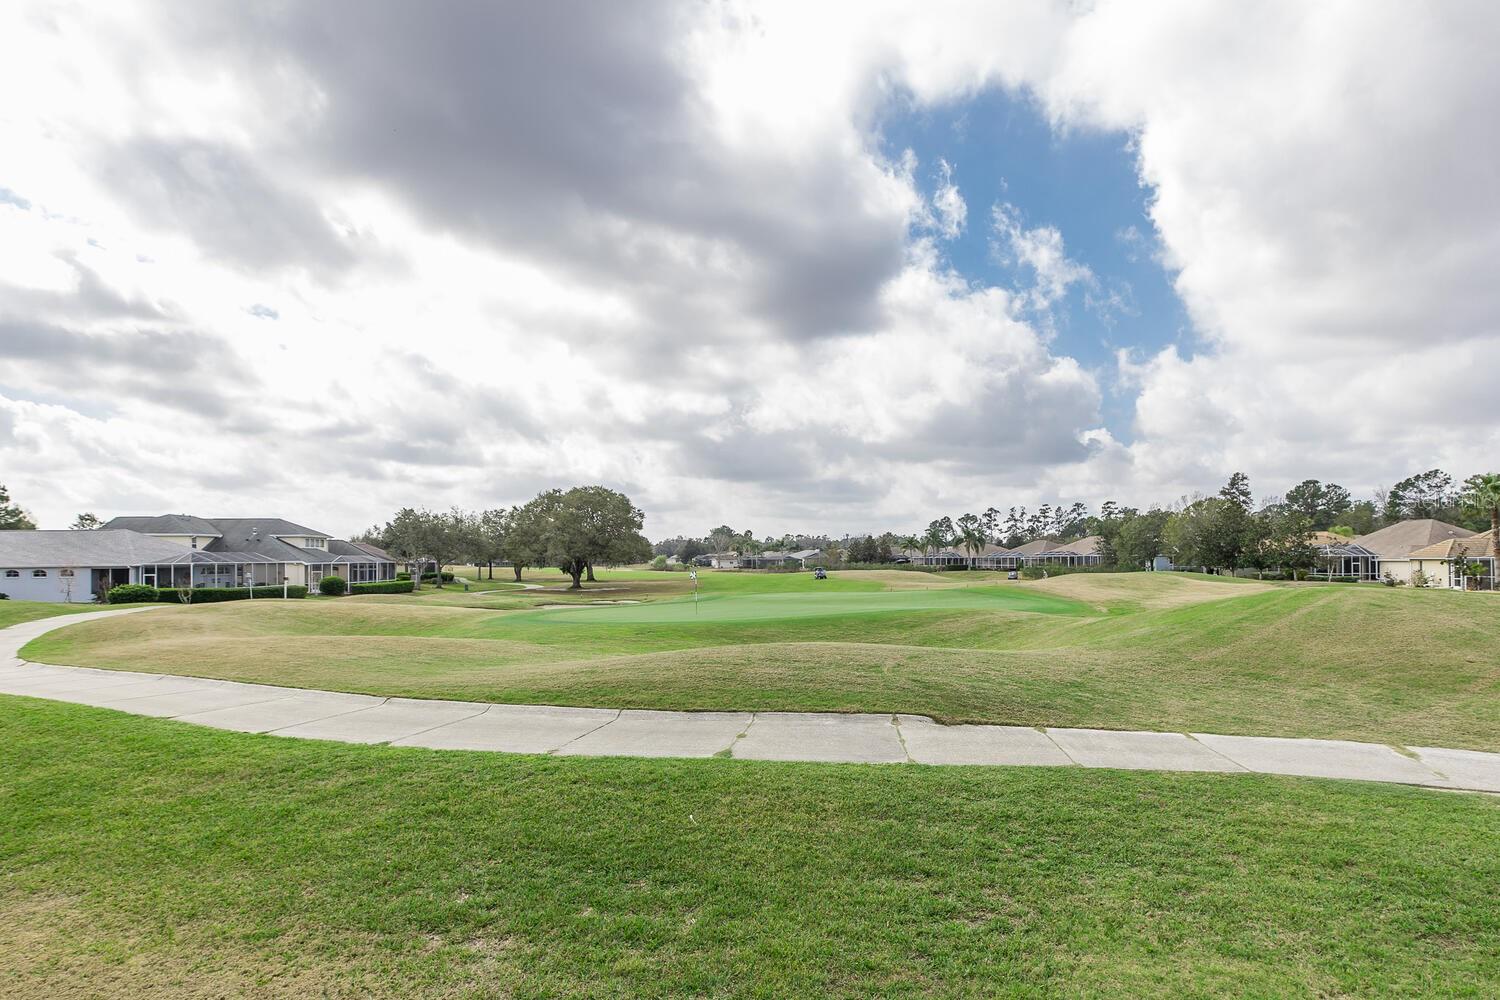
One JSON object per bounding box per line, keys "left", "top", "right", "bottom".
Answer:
{"left": 420, "top": 571, "right": 456, "bottom": 582}
{"left": 349, "top": 579, "right": 416, "bottom": 595}
{"left": 396, "top": 571, "right": 411, "bottom": 581}
{"left": 107, "top": 583, "right": 159, "bottom": 604}
{"left": 318, "top": 575, "right": 348, "bottom": 596}
{"left": 156, "top": 585, "right": 308, "bottom": 603}
{"left": 0, "top": 592, "right": 9, "bottom": 600}
{"left": 650, "top": 555, "right": 668, "bottom": 570}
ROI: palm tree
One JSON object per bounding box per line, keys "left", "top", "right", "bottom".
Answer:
{"left": 1459, "top": 472, "right": 1500, "bottom": 575}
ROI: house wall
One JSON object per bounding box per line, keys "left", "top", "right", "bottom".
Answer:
{"left": 1410, "top": 558, "right": 1455, "bottom": 588}
{"left": 1377, "top": 558, "right": 1415, "bottom": 584}
{"left": 0, "top": 566, "right": 93, "bottom": 603}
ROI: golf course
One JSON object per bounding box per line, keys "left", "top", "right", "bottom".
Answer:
{"left": 5, "top": 568, "right": 1500, "bottom": 997}
{"left": 20, "top": 568, "right": 1500, "bottom": 749}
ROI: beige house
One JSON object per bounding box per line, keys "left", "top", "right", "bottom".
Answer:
{"left": 1407, "top": 530, "right": 1497, "bottom": 590}
{"left": 1348, "top": 519, "right": 1475, "bottom": 584}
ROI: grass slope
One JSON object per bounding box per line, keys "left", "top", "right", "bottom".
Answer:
{"left": 0, "top": 600, "right": 144, "bottom": 630}
{"left": 2, "top": 696, "right": 1497, "bottom": 998}
{"left": 21, "top": 573, "right": 1500, "bottom": 749}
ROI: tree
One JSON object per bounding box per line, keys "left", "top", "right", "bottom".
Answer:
{"left": 1458, "top": 472, "right": 1500, "bottom": 566}
{"left": 502, "top": 492, "right": 561, "bottom": 582}
{"left": 70, "top": 512, "right": 103, "bottom": 530}
{"left": 1338, "top": 500, "right": 1379, "bottom": 537}
{"left": 0, "top": 484, "right": 36, "bottom": 530}
{"left": 923, "top": 517, "right": 955, "bottom": 556}
{"left": 955, "top": 513, "right": 986, "bottom": 561}
{"left": 1284, "top": 480, "right": 1352, "bottom": 530}
{"left": 707, "top": 525, "right": 739, "bottom": 553}
{"left": 981, "top": 507, "right": 1001, "bottom": 544}
{"left": 547, "top": 486, "right": 647, "bottom": 589}
{"left": 1385, "top": 469, "right": 1457, "bottom": 521}
{"left": 475, "top": 508, "right": 510, "bottom": 579}
{"left": 1115, "top": 508, "right": 1170, "bottom": 569}
{"left": 677, "top": 538, "right": 709, "bottom": 565}
{"left": 382, "top": 508, "right": 469, "bottom": 588}
{"left": 1257, "top": 507, "right": 1314, "bottom": 579}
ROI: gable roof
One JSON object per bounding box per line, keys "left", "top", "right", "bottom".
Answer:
{"left": 0, "top": 529, "right": 192, "bottom": 566}
{"left": 1409, "top": 530, "right": 1497, "bottom": 561}
{"left": 102, "top": 514, "right": 221, "bottom": 537}
{"left": 330, "top": 539, "right": 395, "bottom": 562}
{"left": 206, "top": 517, "right": 328, "bottom": 538}
{"left": 1353, "top": 519, "right": 1474, "bottom": 559}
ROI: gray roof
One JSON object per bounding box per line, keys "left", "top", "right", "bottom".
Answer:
{"left": 330, "top": 539, "right": 396, "bottom": 563}
{"left": 102, "top": 514, "right": 222, "bottom": 537}
{"left": 0, "top": 529, "right": 192, "bottom": 567}
{"left": 205, "top": 533, "right": 330, "bottom": 564}
{"left": 1353, "top": 519, "right": 1474, "bottom": 559}
{"left": 206, "top": 517, "right": 329, "bottom": 538}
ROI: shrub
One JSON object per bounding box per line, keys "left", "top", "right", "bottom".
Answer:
{"left": 420, "top": 571, "right": 456, "bottom": 582}
{"left": 349, "top": 579, "right": 416, "bottom": 595}
{"left": 1382, "top": 572, "right": 1403, "bottom": 587}
{"left": 650, "top": 555, "right": 668, "bottom": 570}
{"left": 396, "top": 571, "right": 412, "bottom": 581}
{"left": 318, "top": 575, "right": 348, "bottom": 596}
{"left": 0, "top": 592, "right": 8, "bottom": 600}
{"left": 156, "top": 585, "right": 308, "bottom": 603}
{"left": 107, "top": 583, "right": 159, "bottom": 604}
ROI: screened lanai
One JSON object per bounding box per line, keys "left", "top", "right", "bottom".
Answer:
{"left": 137, "top": 550, "right": 286, "bottom": 589}
{"left": 1313, "top": 542, "right": 1379, "bottom": 580}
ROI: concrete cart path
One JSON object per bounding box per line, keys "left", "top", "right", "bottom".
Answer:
{"left": 3, "top": 608, "right": 1498, "bottom": 793}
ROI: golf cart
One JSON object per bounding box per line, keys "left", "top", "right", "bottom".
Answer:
{"left": 813, "top": 567, "right": 828, "bottom": 580}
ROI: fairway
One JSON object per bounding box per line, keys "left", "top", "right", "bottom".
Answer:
{"left": 20, "top": 570, "right": 1500, "bottom": 749}
{"left": 516, "top": 583, "right": 1088, "bottom": 624}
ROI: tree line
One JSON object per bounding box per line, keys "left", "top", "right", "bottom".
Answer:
{"left": 356, "top": 485, "right": 651, "bottom": 590}
{"left": 652, "top": 468, "right": 1500, "bottom": 574}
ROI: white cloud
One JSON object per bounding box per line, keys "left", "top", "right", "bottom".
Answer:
{"left": 1, "top": 0, "right": 1496, "bottom": 535}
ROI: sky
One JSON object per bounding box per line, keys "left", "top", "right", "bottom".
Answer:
{"left": 1, "top": 1, "right": 1497, "bottom": 540}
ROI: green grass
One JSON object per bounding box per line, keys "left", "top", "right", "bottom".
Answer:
{"left": 0, "top": 600, "right": 143, "bottom": 630}
{"left": 21, "top": 572, "right": 1500, "bottom": 749}
{"left": 2, "top": 696, "right": 1497, "bottom": 998}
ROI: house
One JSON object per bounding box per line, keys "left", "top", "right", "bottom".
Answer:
{"left": 0, "top": 514, "right": 401, "bottom": 603}
{"left": 0, "top": 530, "right": 229, "bottom": 602}
{"left": 1010, "top": 536, "right": 1104, "bottom": 567}
{"left": 738, "top": 549, "right": 827, "bottom": 569}
{"left": 693, "top": 551, "right": 740, "bottom": 569}
{"left": 1318, "top": 519, "right": 1475, "bottom": 583}
{"left": 104, "top": 515, "right": 397, "bottom": 588}
{"left": 1406, "top": 530, "right": 1497, "bottom": 590}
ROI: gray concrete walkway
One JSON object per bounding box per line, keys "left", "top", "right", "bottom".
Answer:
{"left": 3, "top": 608, "right": 1498, "bottom": 793}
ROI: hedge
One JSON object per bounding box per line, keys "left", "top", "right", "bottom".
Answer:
{"left": 350, "top": 579, "right": 416, "bottom": 595}
{"left": 420, "top": 571, "right": 456, "bottom": 582}
{"left": 155, "top": 585, "right": 309, "bottom": 603}
{"left": 318, "top": 575, "right": 348, "bottom": 597}
{"left": 107, "top": 583, "right": 160, "bottom": 604}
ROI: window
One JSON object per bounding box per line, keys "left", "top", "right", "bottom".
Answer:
{"left": 32, "top": 569, "right": 47, "bottom": 577}
{"left": 60, "top": 569, "right": 74, "bottom": 577}
{"left": 4, "top": 569, "right": 17, "bottom": 577}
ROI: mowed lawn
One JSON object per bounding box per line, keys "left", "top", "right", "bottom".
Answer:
{"left": 1, "top": 696, "right": 1497, "bottom": 998}
{"left": 19, "top": 571, "right": 1500, "bottom": 749}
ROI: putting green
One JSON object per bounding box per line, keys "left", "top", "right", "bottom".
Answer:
{"left": 509, "top": 585, "right": 1091, "bottom": 624}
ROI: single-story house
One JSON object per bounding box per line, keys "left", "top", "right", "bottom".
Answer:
{"left": 1407, "top": 529, "right": 1496, "bottom": 590}
{"left": 1315, "top": 519, "right": 1474, "bottom": 583}
{"left": 0, "top": 515, "right": 398, "bottom": 603}
{"left": 899, "top": 538, "right": 1101, "bottom": 569}
{"left": 104, "top": 515, "right": 397, "bottom": 588}
{"left": 1010, "top": 536, "right": 1104, "bottom": 567}
{"left": 691, "top": 551, "right": 740, "bottom": 569}
{"left": 738, "top": 548, "right": 827, "bottom": 569}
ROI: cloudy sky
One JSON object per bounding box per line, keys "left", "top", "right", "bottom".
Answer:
{"left": 2, "top": 1, "right": 1497, "bottom": 538}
